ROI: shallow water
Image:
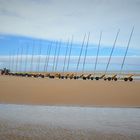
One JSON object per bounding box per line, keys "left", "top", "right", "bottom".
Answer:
{"left": 0, "top": 104, "right": 140, "bottom": 140}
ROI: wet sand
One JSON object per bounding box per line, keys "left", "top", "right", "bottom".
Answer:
{"left": 0, "top": 77, "right": 140, "bottom": 140}
{"left": 0, "top": 75, "right": 140, "bottom": 107}
{"left": 0, "top": 104, "right": 140, "bottom": 140}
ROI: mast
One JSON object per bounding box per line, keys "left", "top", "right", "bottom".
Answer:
{"left": 76, "top": 34, "right": 86, "bottom": 73}
{"left": 45, "top": 42, "right": 53, "bottom": 72}
{"left": 30, "top": 40, "right": 35, "bottom": 72}
{"left": 105, "top": 29, "right": 120, "bottom": 74}
{"left": 63, "top": 39, "right": 69, "bottom": 72}
{"left": 52, "top": 41, "right": 58, "bottom": 72}
{"left": 67, "top": 35, "right": 73, "bottom": 72}
{"left": 19, "top": 45, "right": 23, "bottom": 72}
{"left": 55, "top": 40, "right": 61, "bottom": 72}
{"left": 120, "top": 27, "right": 134, "bottom": 75}
{"left": 11, "top": 50, "right": 15, "bottom": 72}
{"left": 44, "top": 42, "right": 50, "bottom": 72}
{"left": 82, "top": 32, "right": 90, "bottom": 73}
{"left": 93, "top": 31, "right": 102, "bottom": 75}
{"left": 15, "top": 47, "right": 19, "bottom": 72}
{"left": 24, "top": 43, "right": 29, "bottom": 72}
{"left": 37, "top": 40, "right": 42, "bottom": 72}
{"left": 8, "top": 50, "right": 11, "bottom": 70}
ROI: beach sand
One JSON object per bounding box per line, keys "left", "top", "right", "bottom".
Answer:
{"left": 0, "top": 76, "right": 140, "bottom": 140}
{"left": 0, "top": 75, "right": 140, "bottom": 107}
{"left": 0, "top": 104, "right": 140, "bottom": 140}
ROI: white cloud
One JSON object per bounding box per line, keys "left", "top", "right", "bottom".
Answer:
{"left": 0, "top": 55, "right": 140, "bottom": 65}
{"left": 0, "top": 0, "right": 140, "bottom": 48}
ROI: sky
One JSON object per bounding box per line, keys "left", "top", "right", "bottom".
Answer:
{"left": 0, "top": 0, "right": 140, "bottom": 72}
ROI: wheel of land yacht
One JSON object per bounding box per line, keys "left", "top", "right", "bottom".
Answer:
{"left": 83, "top": 77, "right": 86, "bottom": 80}
{"left": 124, "top": 78, "right": 128, "bottom": 81}
{"left": 65, "top": 76, "right": 68, "bottom": 79}
{"left": 41, "top": 75, "right": 44, "bottom": 78}
{"left": 129, "top": 77, "right": 133, "bottom": 81}
{"left": 95, "top": 77, "right": 99, "bottom": 80}
{"left": 91, "top": 77, "right": 94, "bottom": 80}
{"left": 28, "top": 74, "right": 32, "bottom": 77}
{"left": 104, "top": 78, "right": 107, "bottom": 81}
{"left": 114, "top": 78, "right": 117, "bottom": 81}
{"left": 108, "top": 77, "right": 111, "bottom": 81}
{"left": 77, "top": 76, "right": 79, "bottom": 79}
{"left": 74, "top": 76, "right": 77, "bottom": 80}
{"left": 33, "top": 74, "right": 37, "bottom": 78}
{"left": 61, "top": 76, "right": 64, "bottom": 79}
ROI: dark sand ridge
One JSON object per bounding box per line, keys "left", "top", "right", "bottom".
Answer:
{"left": 0, "top": 75, "right": 140, "bottom": 107}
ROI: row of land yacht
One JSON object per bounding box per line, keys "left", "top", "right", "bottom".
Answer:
{"left": 0, "top": 28, "right": 136, "bottom": 82}
{"left": 1, "top": 68, "right": 133, "bottom": 81}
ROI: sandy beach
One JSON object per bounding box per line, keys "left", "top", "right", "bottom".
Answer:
{"left": 0, "top": 76, "right": 140, "bottom": 140}
{"left": 0, "top": 104, "right": 140, "bottom": 140}
{"left": 0, "top": 75, "right": 140, "bottom": 107}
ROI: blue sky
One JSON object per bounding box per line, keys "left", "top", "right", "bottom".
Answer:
{"left": 0, "top": 0, "right": 140, "bottom": 72}
{"left": 0, "top": 33, "right": 140, "bottom": 56}
{"left": 0, "top": 33, "right": 140, "bottom": 72}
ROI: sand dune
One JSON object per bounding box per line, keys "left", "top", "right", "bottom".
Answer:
{"left": 0, "top": 75, "right": 140, "bottom": 107}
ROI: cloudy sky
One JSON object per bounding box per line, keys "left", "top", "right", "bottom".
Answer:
{"left": 0, "top": 0, "right": 140, "bottom": 45}
{"left": 0, "top": 0, "right": 140, "bottom": 72}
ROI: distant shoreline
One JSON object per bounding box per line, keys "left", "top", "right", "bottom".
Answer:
{"left": 1, "top": 103, "right": 140, "bottom": 109}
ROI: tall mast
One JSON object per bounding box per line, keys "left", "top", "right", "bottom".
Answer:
{"left": 46, "top": 42, "right": 53, "bottom": 72}
{"left": 30, "top": 40, "right": 35, "bottom": 72}
{"left": 76, "top": 34, "right": 86, "bottom": 73}
{"left": 19, "top": 44, "right": 23, "bottom": 72}
{"left": 67, "top": 35, "right": 73, "bottom": 72}
{"left": 82, "top": 32, "right": 90, "bottom": 73}
{"left": 63, "top": 39, "right": 69, "bottom": 72}
{"left": 11, "top": 50, "right": 15, "bottom": 72}
{"left": 37, "top": 40, "right": 42, "bottom": 72}
{"left": 8, "top": 50, "right": 11, "bottom": 70}
{"left": 24, "top": 43, "right": 29, "bottom": 72}
{"left": 52, "top": 41, "right": 58, "bottom": 72}
{"left": 105, "top": 29, "right": 120, "bottom": 74}
{"left": 120, "top": 27, "right": 134, "bottom": 75}
{"left": 44, "top": 42, "right": 50, "bottom": 72}
{"left": 94, "top": 31, "right": 102, "bottom": 75}
{"left": 15, "top": 47, "right": 19, "bottom": 72}
{"left": 55, "top": 40, "right": 61, "bottom": 72}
